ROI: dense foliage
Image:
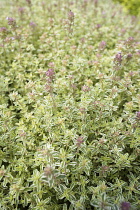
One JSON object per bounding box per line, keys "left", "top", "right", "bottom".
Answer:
{"left": 0, "top": 0, "right": 140, "bottom": 209}
{"left": 114, "top": 0, "right": 140, "bottom": 16}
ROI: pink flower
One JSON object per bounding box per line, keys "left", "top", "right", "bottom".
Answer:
{"left": 76, "top": 136, "right": 84, "bottom": 147}
{"left": 114, "top": 52, "right": 122, "bottom": 65}
{"left": 68, "top": 10, "right": 74, "bottom": 22}
{"left": 136, "top": 111, "right": 140, "bottom": 120}
{"left": 26, "top": 0, "right": 31, "bottom": 5}
{"left": 120, "top": 202, "right": 131, "bottom": 210}
{"left": 46, "top": 69, "right": 55, "bottom": 80}
{"left": 82, "top": 85, "right": 91, "bottom": 92}
{"left": 29, "top": 22, "right": 37, "bottom": 29}
{"left": 99, "top": 41, "right": 106, "bottom": 50}
{"left": 18, "top": 7, "right": 25, "bottom": 14}
{"left": 0, "top": 27, "right": 7, "bottom": 33}
{"left": 6, "top": 17, "right": 16, "bottom": 27}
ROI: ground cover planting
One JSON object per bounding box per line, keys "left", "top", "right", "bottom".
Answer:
{"left": 0, "top": 0, "right": 140, "bottom": 209}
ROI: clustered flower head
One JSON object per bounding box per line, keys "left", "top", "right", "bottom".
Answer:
{"left": 83, "top": 0, "right": 88, "bottom": 3}
{"left": 0, "top": 169, "right": 5, "bottom": 177}
{"left": 136, "top": 50, "right": 140, "bottom": 56}
{"left": 0, "top": 27, "right": 7, "bottom": 33}
{"left": 26, "top": 0, "right": 31, "bottom": 5}
{"left": 41, "top": 1, "right": 45, "bottom": 7}
{"left": 114, "top": 52, "right": 122, "bottom": 65}
{"left": 79, "top": 107, "right": 86, "bottom": 114}
{"left": 29, "top": 22, "right": 37, "bottom": 29}
{"left": 48, "top": 62, "right": 55, "bottom": 68}
{"left": 94, "top": 0, "right": 98, "bottom": 6}
{"left": 120, "top": 201, "right": 131, "bottom": 210}
{"left": 99, "top": 41, "right": 106, "bottom": 50}
{"left": 82, "top": 0, "right": 88, "bottom": 9}
{"left": 80, "top": 37, "right": 85, "bottom": 43}
{"left": 127, "top": 37, "right": 134, "bottom": 43}
{"left": 45, "top": 69, "right": 55, "bottom": 92}
{"left": 136, "top": 111, "right": 140, "bottom": 121}
{"left": 6, "top": 17, "right": 16, "bottom": 28}
{"left": 18, "top": 7, "right": 25, "bottom": 14}
{"left": 46, "top": 69, "right": 55, "bottom": 81}
{"left": 68, "top": 10, "right": 74, "bottom": 22}
{"left": 126, "top": 53, "right": 132, "bottom": 61}
{"left": 76, "top": 136, "right": 84, "bottom": 147}
{"left": 65, "top": 10, "right": 75, "bottom": 34}
{"left": 125, "top": 37, "right": 134, "bottom": 46}
{"left": 82, "top": 85, "right": 91, "bottom": 92}
{"left": 96, "top": 24, "right": 101, "bottom": 29}
{"left": 0, "top": 27, "right": 8, "bottom": 39}
{"left": 44, "top": 166, "right": 53, "bottom": 177}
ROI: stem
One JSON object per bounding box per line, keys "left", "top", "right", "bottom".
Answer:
{"left": 2, "top": 39, "right": 6, "bottom": 60}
